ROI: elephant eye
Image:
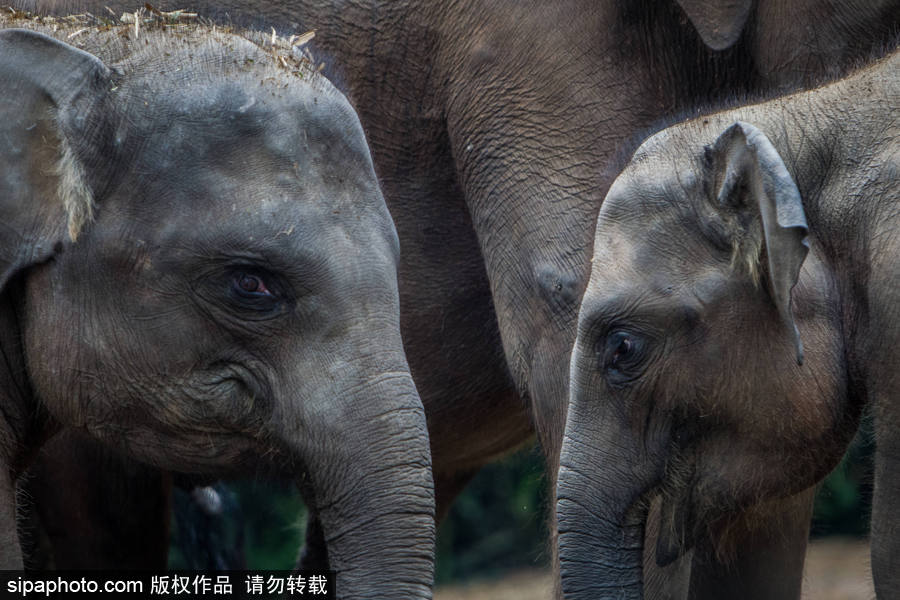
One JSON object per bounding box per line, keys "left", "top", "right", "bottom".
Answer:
{"left": 600, "top": 330, "right": 647, "bottom": 385}
{"left": 609, "top": 332, "right": 633, "bottom": 367}
{"left": 198, "top": 265, "right": 288, "bottom": 321}
{"left": 228, "top": 269, "right": 283, "bottom": 314}
{"left": 234, "top": 272, "right": 273, "bottom": 298}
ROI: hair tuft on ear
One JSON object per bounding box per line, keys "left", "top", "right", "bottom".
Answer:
{"left": 710, "top": 121, "right": 809, "bottom": 365}
{"left": 56, "top": 140, "right": 95, "bottom": 242}
{"left": 728, "top": 227, "right": 763, "bottom": 289}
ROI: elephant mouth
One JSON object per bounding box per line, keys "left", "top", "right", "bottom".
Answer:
{"left": 194, "top": 362, "right": 275, "bottom": 421}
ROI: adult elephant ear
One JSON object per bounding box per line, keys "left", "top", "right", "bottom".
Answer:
{"left": 0, "top": 29, "right": 112, "bottom": 292}
{"left": 674, "top": 0, "right": 752, "bottom": 50}
{"left": 708, "top": 121, "right": 810, "bottom": 365}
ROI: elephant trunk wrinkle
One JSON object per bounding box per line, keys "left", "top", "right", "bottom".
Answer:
{"left": 280, "top": 370, "right": 435, "bottom": 600}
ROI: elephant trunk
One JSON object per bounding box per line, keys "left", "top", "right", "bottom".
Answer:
{"left": 556, "top": 348, "right": 667, "bottom": 600}
{"left": 287, "top": 369, "right": 435, "bottom": 599}
{"left": 556, "top": 439, "right": 646, "bottom": 599}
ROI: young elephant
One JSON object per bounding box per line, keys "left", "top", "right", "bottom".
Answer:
{"left": 0, "top": 15, "right": 433, "bottom": 597}
{"left": 558, "top": 48, "right": 898, "bottom": 598}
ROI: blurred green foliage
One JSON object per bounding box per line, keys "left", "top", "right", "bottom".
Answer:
{"left": 811, "top": 416, "right": 874, "bottom": 538}
{"left": 169, "top": 447, "right": 549, "bottom": 580}
{"left": 434, "top": 444, "right": 549, "bottom": 584}
{"left": 170, "top": 479, "right": 306, "bottom": 571}
{"left": 237, "top": 480, "right": 307, "bottom": 569}
{"left": 171, "top": 426, "right": 874, "bottom": 580}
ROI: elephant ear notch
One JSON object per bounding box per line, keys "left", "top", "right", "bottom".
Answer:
{"left": 0, "top": 28, "right": 111, "bottom": 291}
{"left": 674, "top": 0, "right": 752, "bottom": 51}
{"left": 708, "top": 121, "right": 809, "bottom": 365}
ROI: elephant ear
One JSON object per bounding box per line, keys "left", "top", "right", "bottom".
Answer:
{"left": 0, "top": 28, "right": 111, "bottom": 292}
{"left": 674, "top": 0, "right": 752, "bottom": 50}
{"left": 708, "top": 121, "right": 809, "bottom": 365}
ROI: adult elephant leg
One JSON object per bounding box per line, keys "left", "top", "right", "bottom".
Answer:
{"left": 21, "top": 431, "right": 170, "bottom": 569}
{"left": 1, "top": 289, "right": 35, "bottom": 569}
{"left": 297, "top": 513, "right": 328, "bottom": 571}
{"left": 388, "top": 148, "right": 534, "bottom": 526}
{"left": 872, "top": 396, "right": 900, "bottom": 595}
{"left": 687, "top": 489, "right": 815, "bottom": 600}
{"left": 0, "top": 468, "right": 21, "bottom": 569}
{"left": 860, "top": 270, "right": 899, "bottom": 597}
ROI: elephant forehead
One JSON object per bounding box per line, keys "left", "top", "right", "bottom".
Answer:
{"left": 112, "top": 81, "right": 386, "bottom": 218}
{"left": 593, "top": 162, "right": 722, "bottom": 276}
{"left": 124, "top": 162, "right": 393, "bottom": 261}
{"left": 119, "top": 79, "right": 366, "bottom": 168}
{"left": 591, "top": 207, "right": 683, "bottom": 286}
{"left": 117, "top": 149, "right": 396, "bottom": 279}
{"left": 588, "top": 216, "right": 728, "bottom": 321}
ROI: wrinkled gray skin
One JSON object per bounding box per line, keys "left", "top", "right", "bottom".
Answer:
{"left": 560, "top": 49, "right": 898, "bottom": 598}
{"left": 0, "top": 22, "right": 434, "bottom": 597}
{"left": 19, "top": 0, "right": 900, "bottom": 595}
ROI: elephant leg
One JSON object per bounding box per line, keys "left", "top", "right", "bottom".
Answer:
{"left": 872, "top": 399, "right": 900, "bottom": 595}
{"left": 20, "top": 430, "right": 170, "bottom": 569}
{"left": 1, "top": 467, "right": 22, "bottom": 569}
{"left": 297, "top": 512, "right": 329, "bottom": 571}
{"left": 687, "top": 488, "right": 815, "bottom": 600}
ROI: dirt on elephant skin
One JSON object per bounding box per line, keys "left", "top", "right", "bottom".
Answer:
{"left": 434, "top": 537, "right": 873, "bottom": 600}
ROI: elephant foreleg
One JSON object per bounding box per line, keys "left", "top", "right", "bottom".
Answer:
{"left": 686, "top": 488, "right": 815, "bottom": 600}
{"left": 1, "top": 467, "right": 22, "bottom": 569}
{"left": 297, "top": 512, "right": 329, "bottom": 571}
{"left": 872, "top": 399, "right": 900, "bottom": 595}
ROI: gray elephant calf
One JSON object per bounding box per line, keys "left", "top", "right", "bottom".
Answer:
{"left": 0, "top": 13, "right": 433, "bottom": 597}
{"left": 559, "top": 48, "right": 898, "bottom": 598}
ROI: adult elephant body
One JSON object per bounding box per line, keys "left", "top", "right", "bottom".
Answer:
{"left": 20, "top": 0, "right": 900, "bottom": 594}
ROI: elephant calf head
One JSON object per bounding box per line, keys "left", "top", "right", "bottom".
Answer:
{"left": 0, "top": 18, "right": 433, "bottom": 596}
{"left": 558, "top": 119, "right": 853, "bottom": 598}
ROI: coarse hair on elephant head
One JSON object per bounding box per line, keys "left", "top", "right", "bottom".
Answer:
{"left": 0, "top": 19, "right": 434, "bottom": 596}
{"left": 557, "top": 118, "right": 858, "bottom": 598}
